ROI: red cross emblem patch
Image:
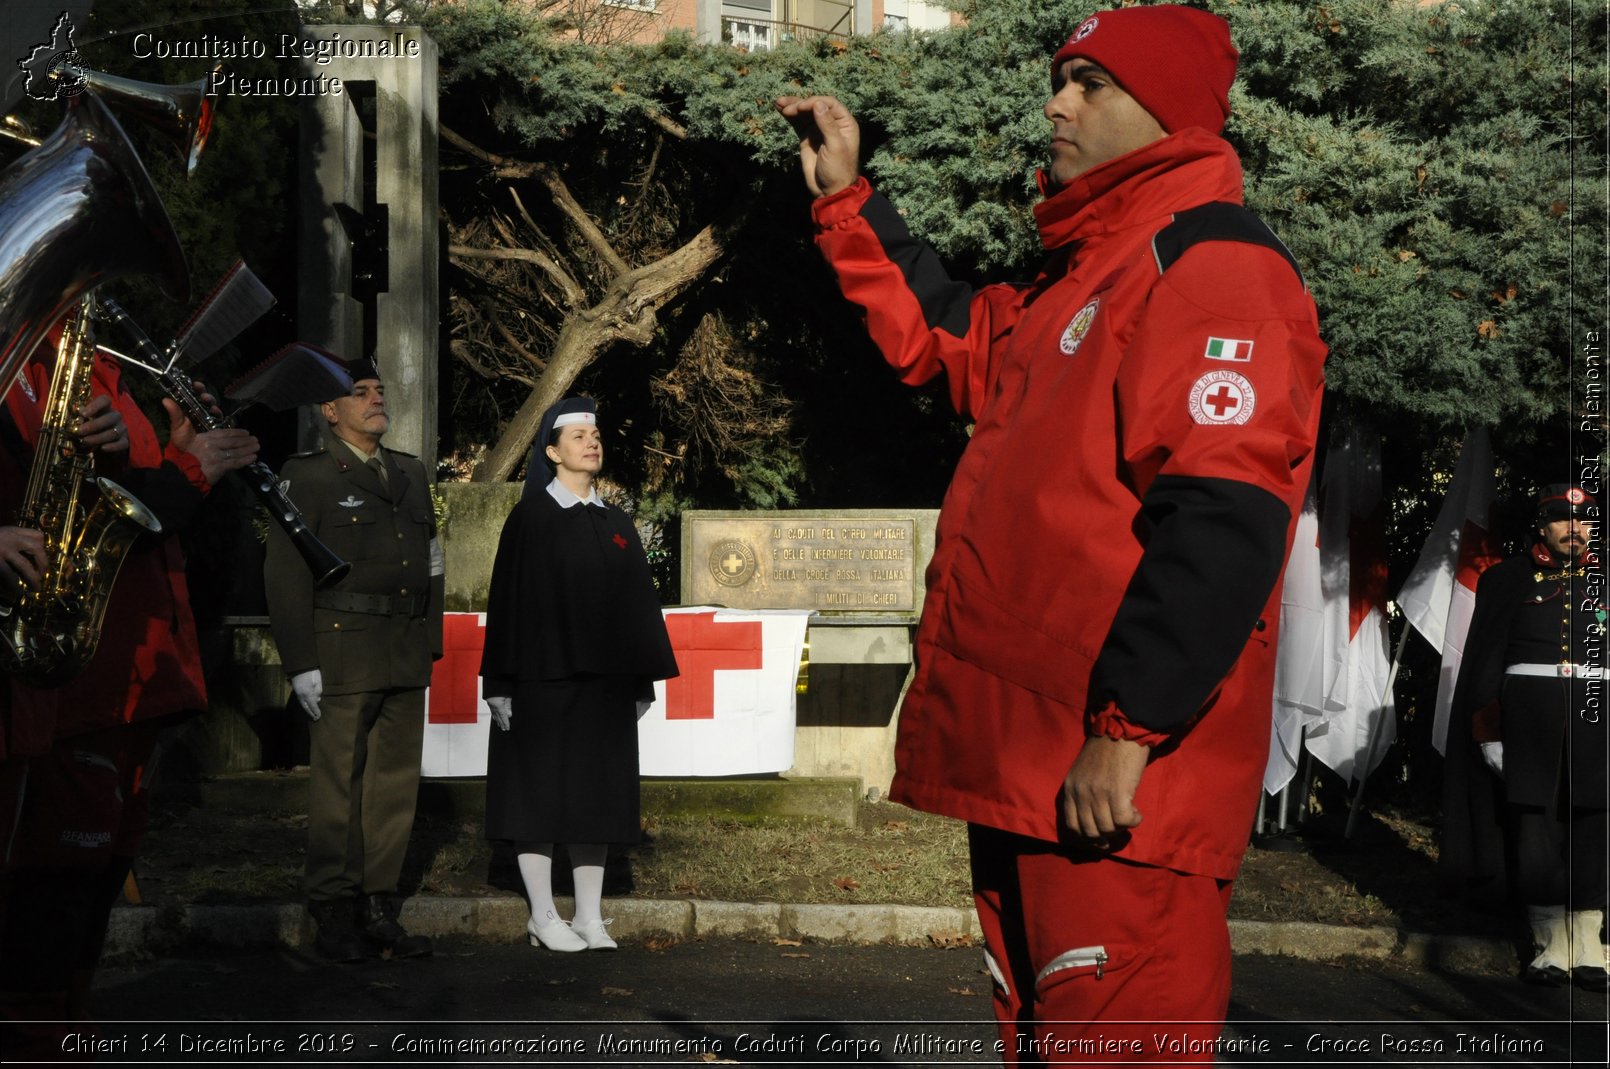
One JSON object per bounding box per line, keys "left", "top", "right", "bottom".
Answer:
{"left": 1188, "top": 370, "right": 1256, "bottom": 426}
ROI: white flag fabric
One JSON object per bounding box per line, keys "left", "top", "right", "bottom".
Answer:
{"left": 420, "top": 608, "right": 810, "bottom": 778}
{"left": 638, "top": 608, "right": 811, "bottom": 777}
{"left": 1396, "top": 429, "right": 1495, "bottom": 654}
{"left": 1266, "top": 483, "right": 1324, "bottom": 795}
{"left": 1390, "top": 429, "right": 1501, "bottom": 753}
{"left": 1304, "top": 429, "right": 1397, "bottom": 785}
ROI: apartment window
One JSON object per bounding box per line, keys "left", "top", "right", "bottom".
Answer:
{"left": 603, "top": 0, "right": 659, "bottom": 9}
{"left": 726, "top": 19, "right": 773, "bottom": 51}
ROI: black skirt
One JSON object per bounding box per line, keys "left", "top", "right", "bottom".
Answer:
{"left": 484, "top": 674, "right": 641, "bottom": 844}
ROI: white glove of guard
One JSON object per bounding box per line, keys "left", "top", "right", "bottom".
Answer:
{"left": 291, "top": 669, "right": 323, "bottom": 722}
{"left": 1480, "top": 741, "right": 1504, "bottom": 778}
{"left": 487, "top": 696, "right": 513, "bottom": 732}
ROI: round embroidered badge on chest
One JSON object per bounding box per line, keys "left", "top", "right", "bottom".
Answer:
{"left": 1059, "top": 298, "right": 1101, "bottom": 356}
{"left": 1188, "top": 370, "right": 1256, "bottom": 425}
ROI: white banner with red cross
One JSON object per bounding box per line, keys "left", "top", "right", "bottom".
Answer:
{"left": 421, "top": 608, "right": 811, "bottom": 778}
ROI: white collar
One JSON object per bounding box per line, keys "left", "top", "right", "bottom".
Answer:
{"left": 546, "top": 477, "right": 603, "bottom": 509}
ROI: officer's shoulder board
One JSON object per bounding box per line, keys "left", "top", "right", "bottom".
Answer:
{"left": 1151, "top": 201, "right": 1305, "bottom": 288}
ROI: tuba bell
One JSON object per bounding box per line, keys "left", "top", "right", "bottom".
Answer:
{"left": 0, "top": 89, "right": 189, "bottom": 404}
{"left": 57, "top": 65, "right": 217, "bottom": 175}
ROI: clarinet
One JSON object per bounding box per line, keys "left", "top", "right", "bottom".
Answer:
{"left": 98, "top": 298, "right": 352, "bottom": 590}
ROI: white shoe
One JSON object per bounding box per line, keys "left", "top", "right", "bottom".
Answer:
{"left": 528, "top": 911, "right": 587, "bottom": 952}
{"left": 571, "top": 918, "right": 617, "bottom": 951}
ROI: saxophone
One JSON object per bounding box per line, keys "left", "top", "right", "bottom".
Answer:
{"left": 0, "top": 302, "right": 162, "bottom": 684}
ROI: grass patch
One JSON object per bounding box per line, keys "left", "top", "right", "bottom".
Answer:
{"left": 630, "top": 804, "right": 971, "bottom": 907}
{"left": 133, "top": 790, "right": 1509, "bottom": 940}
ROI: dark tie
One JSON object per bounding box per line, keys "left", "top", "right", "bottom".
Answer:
{"left": 368, "top": 456, "right": 389, "bottom": 489}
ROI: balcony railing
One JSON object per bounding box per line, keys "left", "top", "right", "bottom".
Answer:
{"left": 721, "top": 15, "right": 850, "bottom": 52}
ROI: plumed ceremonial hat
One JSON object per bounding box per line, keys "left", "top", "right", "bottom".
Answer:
{"left": 1537, "top": 483, "right": 1597, "bottom": 521}
{"left": 1050, "top": 4, "right": 1238, "bottom": 136}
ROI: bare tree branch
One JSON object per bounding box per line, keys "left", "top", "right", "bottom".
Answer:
{"left": 448, "top": 240, "right": 586, "bottom": 309}
{"left": 491, "top": 314, "right": 548, "bottom": 374}
{"left": 645, "top": 110, "right": 688, "bottom": 140}
{"left": 442, "top": 123, "right": 629, "bottom": 275}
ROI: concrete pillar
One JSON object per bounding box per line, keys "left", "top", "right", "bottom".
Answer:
{"left": 297, "top": 26, "right": 438, "bottom": 470}
{"left": 696, "top": 0, "right": 723, "bottom": 44}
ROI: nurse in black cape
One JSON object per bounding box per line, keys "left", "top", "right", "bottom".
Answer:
{"left": 480, "top": 397, "right": 678, "bottom": 951}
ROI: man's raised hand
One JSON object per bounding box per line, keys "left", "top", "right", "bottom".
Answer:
{"left": 775, "top": 95, "right": 861, "bottom": 199}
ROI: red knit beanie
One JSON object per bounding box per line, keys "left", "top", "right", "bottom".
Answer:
{"left": 1050, "top": 5, "right": 1238, "bottom": 135}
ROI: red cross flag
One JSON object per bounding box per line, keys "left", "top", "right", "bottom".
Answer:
{"left": 638, "top": 608, "right": 812, "bottom": 776}
{"left": 421, "top": 612, "right": 490, "bottom": 777}
{"left": 420, "top": 608, "right": 811, "bottom": 778}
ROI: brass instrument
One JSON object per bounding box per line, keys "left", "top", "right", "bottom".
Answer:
{"left": 0, "top": 303, "right": 162, "bottom": 684}
{"left": 99, "top": 298, "right": 353, "bottom": 590}
{"left": 0, "top": 73, "right": 207, "bottom": 682}
{"left": 0, "top": 90, "right": 189, "bottom": 405}
{"left": 57, "top": 65, "right": 217, "bottom": 175}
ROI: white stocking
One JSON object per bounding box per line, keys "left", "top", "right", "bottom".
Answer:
{"left": 569, "top": 843, "right": 608, "bottom": 926}
{"left": 517, "top": 846, "right": 558, "bottom": 921}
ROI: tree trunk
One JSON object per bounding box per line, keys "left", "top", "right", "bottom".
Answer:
{"left": 468, "top": 214, "right": 738, "bottom": 482}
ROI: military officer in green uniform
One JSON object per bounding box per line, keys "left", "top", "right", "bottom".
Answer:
{"left": 264, "top": 357, "right": 444, "bottom": 961}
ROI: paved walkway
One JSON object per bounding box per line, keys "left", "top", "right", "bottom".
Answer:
{"left": 105, "top": 890, "right": 1523, "bottom": 977}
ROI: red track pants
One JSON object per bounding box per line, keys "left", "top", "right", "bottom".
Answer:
{"left": 969, "top": 825, "right": 1235, "bottom": 1065}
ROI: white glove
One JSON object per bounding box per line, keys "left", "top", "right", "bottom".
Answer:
{"left": 291, "top": 669, "right": 323, "bottom": 722}
{"left": 1480, "top": 741, "right": 1504, "bottom": 777}
{"left": 487, "top": 696, "right": 513, "bottom": 732}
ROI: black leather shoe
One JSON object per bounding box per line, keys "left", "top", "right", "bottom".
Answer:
{"left": 1573, "top": 965, "right": 1610, "bottom": 991}
{"left": 356, "top": 894, "right": 432, "bottom": 958}
{"left": 1524, "top": 962, "right": 1569, "bottom": 986}
{"left": 307, "top": 899, "right": 369, "bottom": 963}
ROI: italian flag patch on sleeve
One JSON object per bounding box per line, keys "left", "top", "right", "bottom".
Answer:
{"left": 1204, "top": 337, "right": 1254, "bottom": 362}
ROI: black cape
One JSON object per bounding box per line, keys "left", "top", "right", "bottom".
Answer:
{"left": 1439, "top": 556, "right": 1529, "bottom": 898}
{"left": 479, "top": 487, "right": 678, "bottom": 692}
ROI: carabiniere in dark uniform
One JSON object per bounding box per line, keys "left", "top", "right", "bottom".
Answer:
{"left": 1444, "top": 483, "right": 1607, "bottom": 989}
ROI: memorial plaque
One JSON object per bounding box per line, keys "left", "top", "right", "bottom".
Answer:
{"left": 682, "top": 510, "right": 936, "bottom": 614}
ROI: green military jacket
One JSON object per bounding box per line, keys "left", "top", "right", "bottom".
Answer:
{"left": 264, "top": 438, "right": 444, "bottom": 695}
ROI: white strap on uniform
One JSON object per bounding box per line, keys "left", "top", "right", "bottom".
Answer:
{"left": 1505, "top": 662, "right": 1606, "bottom": 680}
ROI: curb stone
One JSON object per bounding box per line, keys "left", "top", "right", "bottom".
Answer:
{"left": 104, "top": 897, "right": 1517, "bottom": 975}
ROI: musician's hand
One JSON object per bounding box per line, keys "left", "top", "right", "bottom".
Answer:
{"left": 78, "top": 394, "right": 128, "bottom": 454}
{"left": 185, "top": 426, "right": 259, "bottom": 485}
{"left": 163, "top": 382, "right": 226, "bottom": 453}
{"left": 0, "top": 526, "right": 45, "bottom": 591}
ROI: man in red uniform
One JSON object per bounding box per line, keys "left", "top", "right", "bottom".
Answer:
{"left": 0, "top": 329, "right": 257, "bottom": 1055}
{"left": 780, "top": 5, "right": 1326, "bottom": 1060}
